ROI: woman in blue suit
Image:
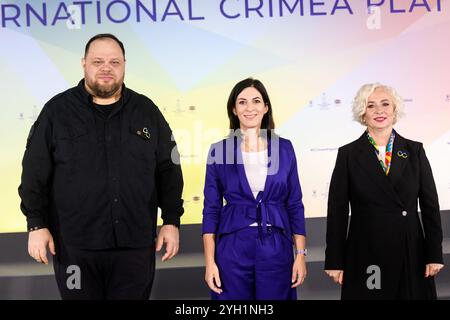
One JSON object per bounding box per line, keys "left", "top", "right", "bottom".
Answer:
{"left": 202, "top": 78, "right": 307, "bottom": 300}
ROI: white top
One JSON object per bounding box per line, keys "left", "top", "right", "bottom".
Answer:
{"left": 242, "top": 150, "right": 268, "bottom": 198}
{"left": 242, "top": 150, "right": 269, "bottom": 227}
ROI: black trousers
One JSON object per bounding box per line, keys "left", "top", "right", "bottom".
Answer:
{"left": 53, "top": 245, "right": 155, "bottom": 300}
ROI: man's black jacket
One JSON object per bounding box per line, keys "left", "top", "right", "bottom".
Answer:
{"left": 19, "top": 80, "right": 184, "bottom": 249}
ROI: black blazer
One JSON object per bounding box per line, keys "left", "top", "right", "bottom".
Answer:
{"left": 325, "top": 131, "right": 443, "bottom": 299}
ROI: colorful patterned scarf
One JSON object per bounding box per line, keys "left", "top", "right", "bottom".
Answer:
{"left": 367, "top": 130, "right": 395, "bottom": 175}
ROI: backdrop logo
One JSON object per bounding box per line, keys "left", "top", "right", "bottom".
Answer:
{"left": 0, "top": 0, "right": 445, "bottom": 28}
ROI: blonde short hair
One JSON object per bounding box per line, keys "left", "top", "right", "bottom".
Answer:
{"left": 352, "top": 83, "right": 405, "bottom": 125}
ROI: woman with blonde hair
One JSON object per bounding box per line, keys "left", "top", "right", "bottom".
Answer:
{"left": 325, "top": 83, "right": 444, "bottom": 299}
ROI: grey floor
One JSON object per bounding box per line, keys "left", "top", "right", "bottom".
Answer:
{"left": 1, "top": 214, "right": 450, "bottom": 300}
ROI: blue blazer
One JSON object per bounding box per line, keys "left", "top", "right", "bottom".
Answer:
{"left": 202, "top": 135, "right": 306, "bottom": 241}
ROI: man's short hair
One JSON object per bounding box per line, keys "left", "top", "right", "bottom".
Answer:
{"left": 84, "top": 33, "right": 125, "bottom": 58}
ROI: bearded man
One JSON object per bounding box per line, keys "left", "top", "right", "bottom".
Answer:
{"left": 18, "top": 34, "right": 184, "bottom": 300}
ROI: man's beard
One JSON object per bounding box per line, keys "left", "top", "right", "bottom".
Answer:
{"left": 86, "top": 77, "right": 123, "bottom": 99}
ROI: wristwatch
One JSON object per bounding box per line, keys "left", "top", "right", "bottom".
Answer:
{"left": 296, "top": 248, "right": 307, "bottom": 256}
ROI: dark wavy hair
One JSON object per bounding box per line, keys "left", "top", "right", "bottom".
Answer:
{"left": 227, "top": 78, "right": 275, "bottom": 130}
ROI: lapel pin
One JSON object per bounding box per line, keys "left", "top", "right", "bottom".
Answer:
{"left": 136, "top": 127, "right": 150, "bottom": 140}
{"left": 143, "top": 127, "right": 150, "bottom": 139}
{"left": 397, "top": 150, "right": 408, "bottom": 159}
